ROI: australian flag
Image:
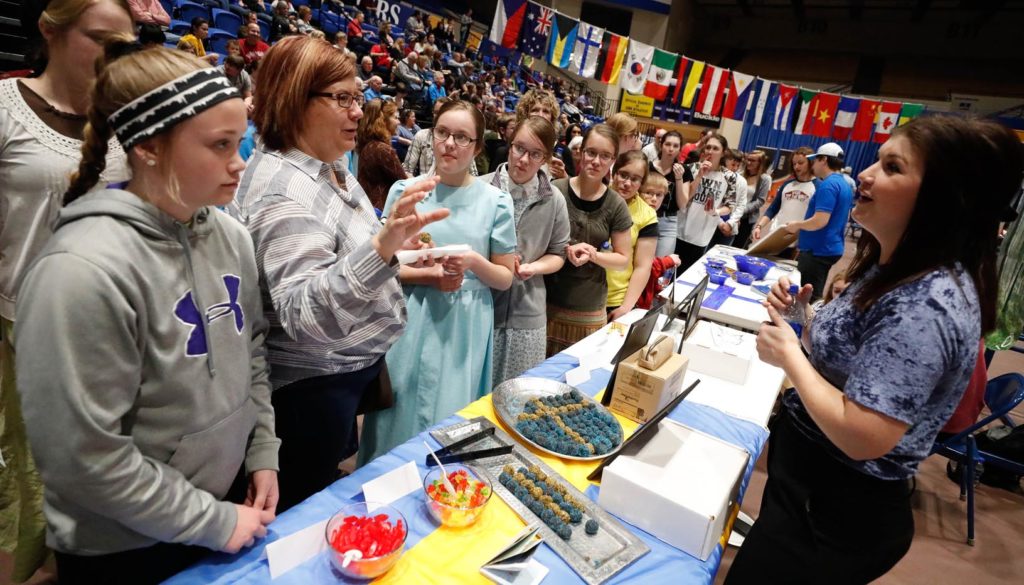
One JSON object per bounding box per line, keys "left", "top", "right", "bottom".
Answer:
{"left": 519, "top": 2, "right": 553, "bottom": 58}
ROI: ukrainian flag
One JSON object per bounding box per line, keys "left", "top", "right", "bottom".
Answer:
{"left": 548, "top": 14, "right": 579, "bottom": 69}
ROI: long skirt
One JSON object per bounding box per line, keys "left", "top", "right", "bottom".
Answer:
{"left": 545, "top": 305, "right": 607, "bottom": 357}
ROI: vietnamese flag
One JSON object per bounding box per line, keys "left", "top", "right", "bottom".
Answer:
{"left": 874, "top": 101, "right": 902, "bottom": 143}
{"left": 808, "top": 92, "right": 840, "bottom": 137}
{"left": 850, "top": 99, "right": 880, "bottom": 142}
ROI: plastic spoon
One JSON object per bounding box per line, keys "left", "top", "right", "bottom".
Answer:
{"left": 423, "top": 441, "right": 457, "bottom": 494}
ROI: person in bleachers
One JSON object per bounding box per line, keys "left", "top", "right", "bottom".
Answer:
{"left": 240, "top": 22, "right": 270, "bottom": 69}
{"left": 139, "top": 22, "right": 166, "bottom": 48}
{"left": 406, "top": 10, "right": 425, "bottom": 36}
{"left": 296, "top": 5, "right": 314, "bottom": 34}
{"left": 394, "top": 52, "right": 423, "bottom": 93}
{"left": 269, "top": 1, "right": 296, "bottom": 41}
{"left": 180, "top": 17, "right": 220, "bottom": 64}
{"left": 357, "top": 55, "right": 374, "bottom": 80}
{"left": 346, "top": 10, "right": 369, "bottom": 54}
{"left": 127, "top": 0, "right": 169, "bottom": 26}
{"left": 395, "top": 108, "right": 419, "bottom": 161}
{"left": 356, "top": 99, "right": 407, "bottom": 210}
{"left": 221, "top": 55, "right": 254, "bottom": 114}
{"left": 333, "top": 32, "right": 354, "bottom": 58}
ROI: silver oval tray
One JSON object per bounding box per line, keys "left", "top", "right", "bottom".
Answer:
{"left": 492, "top": 377, "right": 623, "bottom": 461}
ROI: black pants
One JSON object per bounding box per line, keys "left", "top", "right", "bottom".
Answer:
{"left": 272, "top": 359, "right": 382, "bottom": 511}
{"left": 54, "top": 469, "right": 248, "bottom": 584}
{"left": 675, "top": 239, "right": 707, "bottom": 272}
{"left": 708, "top": 229, "right": 735, "bottom": 249}
{"left": 735, "top": 220, "right": 755, "bottom": 250}
{"left": 796, "top": 250, "right": 841, "bottom": 302}
{"left": 725, "top": 410, "right": 914, "bottom": 585}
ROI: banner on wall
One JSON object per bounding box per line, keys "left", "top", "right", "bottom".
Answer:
{"left": 722, "top": 72, "right": 755, "bottom": 120}
{"left": 643, "top": 49, "right": 678, "bottom": 101}
{"left": 373, "top": 0, "right": 414, "bottom": 27}
{"left": 751, "top": 78, "right": 775, "bottom": 126}
{"left": 619, "top": 40, "right": 655, "bottom": 94}
{"left": 873, "top": 101, "right": 902, "bottom": 143}
{"left": 594, "top": 31, "right": 628, "bottom": 85}
{"left": 548, "top": 14, "right": 579, "bottom": 68}
{"left": 695, "top": 65, "right": 729, "bottom": 117}
{"left": 621, "top": 91, "right": 656, "bottom": 117}
{"left": 831, "top": 96, "right": 860, "bottom": 140}
{"left": 851, "top": 99, "right": 880, "bottom": 141}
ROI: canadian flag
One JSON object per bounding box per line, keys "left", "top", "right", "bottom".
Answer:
{"left": 873, "top": 101, "right": 902, "bottom": 143}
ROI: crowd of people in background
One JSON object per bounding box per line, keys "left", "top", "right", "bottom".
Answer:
{"left": 2, "top": 1, "right": 1022, "bottom": 584}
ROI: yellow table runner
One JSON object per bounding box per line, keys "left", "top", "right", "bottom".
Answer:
{"left": 375, "top": 392, "right": 737, "bottom": 583}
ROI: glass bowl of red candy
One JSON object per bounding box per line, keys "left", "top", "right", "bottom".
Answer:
{"left": 423, "top": 465, "right": 492, "bottom": 528}
{"left": 324, "top": 502, "right": 407, "bottom": 579}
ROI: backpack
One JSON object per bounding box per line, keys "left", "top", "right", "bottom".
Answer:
{"left": 947, "top": 425, "right": 1024, "bottom": 493}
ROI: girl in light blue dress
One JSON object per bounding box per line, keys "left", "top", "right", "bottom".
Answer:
{"left": 360, "top": 101, "right": 517, "bottom": 463}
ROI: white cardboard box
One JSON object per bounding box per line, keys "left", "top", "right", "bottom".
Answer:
{"left": 598, "top": 419, "right": 749, "bottom": 561}
{"left": 680, "top": 320, "right": 756, "bottom": 385}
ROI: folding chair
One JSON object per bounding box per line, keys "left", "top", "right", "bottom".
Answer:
{"left": 931, "top": 372, "right": 1024, "bottom": 545}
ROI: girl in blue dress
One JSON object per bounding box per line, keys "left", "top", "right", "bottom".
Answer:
{"left": 360, "top": 101, "right": 517, "bottom": 463}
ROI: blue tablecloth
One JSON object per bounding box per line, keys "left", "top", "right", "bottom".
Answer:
{"left": 167, "top": 352, "right": 769, "bottom": 584}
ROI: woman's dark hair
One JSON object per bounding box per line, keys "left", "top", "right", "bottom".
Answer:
{"left": 845, "top": 115, "right": 1024, "bottom": 333}
{"left": 190, "top": 16, "right": 208, "bottom": 33}
{"left": 562, "top": 123, "right": 582, "bottom": 143}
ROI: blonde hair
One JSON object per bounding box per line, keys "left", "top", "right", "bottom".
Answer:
{"left": 642, "top": 173, "right": 669, "bottom": 193}
{"left": 37, "top": 0, "right": 131, "bottom": 64}
{"left": 605, "top": 112, "right": 638, "bottom": 137}
{"left": 65, "top": 36, "right": 207, "bottom": 205}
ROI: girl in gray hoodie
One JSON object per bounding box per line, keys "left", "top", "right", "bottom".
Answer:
{"left": 16, "top": 39, "right": 278, "bottom": 584}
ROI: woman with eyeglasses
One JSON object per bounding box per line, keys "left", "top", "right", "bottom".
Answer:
{"left": 676, "top": 132, "right": 740, "bottom": 270}
{"left": 232, "top": 37, "right": 448, "bottom": 511}
{"left": 481, "top": 117, "right": 570, "bottom": 384}
{"left": 360, "top": 100, "right": 518, "bottom": 463}
{"left": 545, "top": 124, "right": 633, "bottom": 355}
{"left": 607, "top": 151, "right": 658, "bottom": 321}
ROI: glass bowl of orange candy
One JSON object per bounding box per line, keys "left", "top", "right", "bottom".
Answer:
{"left": 423, "top": 465, "right": 492, "bottom": 528}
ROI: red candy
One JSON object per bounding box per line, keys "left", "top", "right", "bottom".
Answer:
{"left": 329, "top": 513, "right": 406, "bottom": 558}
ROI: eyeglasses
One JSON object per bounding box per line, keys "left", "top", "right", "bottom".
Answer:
{"left": 582, "top": 148, "right": 615, "bottom": 163}
{"left": 510, "top": 142, "right": 546, "bottom": 163}
{"left": 309, "top": 91, "right": 365, "bottom": 109}
{"left": 432, "top": 127, "right": 477, "bottom": 147}
{"left": 615, "top": 170, "right": 644, "bottom": 185}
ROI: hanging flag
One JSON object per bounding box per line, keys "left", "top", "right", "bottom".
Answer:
{"left": 678, "top": 59, "right": 705, "bottom": 109}
{"left": 643, "top": 49, "right": 678, "bottom": 101}
{"left": 518, "top": 2, "right": 553, "bottom": 58}
{"left": 489, "top": 0, "right": 527, "bottom": 49}
{"left": 831, "top": 96, "right": 861, "bottom": 140}
{"left": 570, "top": 22, "right": 603, "bottom": 78}
{"left": 695, "top": 65, "right": 729, "bottom": 116}
{"left": 619, "top": 39, "right": 655, "bottom": 94}
{"left": 668, "top": 56, "right": 691, "bottom": 106}
{"left": 547, "top": 13, "right": 578, "bottom": 68}
{"left": 594, "top": 31, "right": 628, "bottom": 85}
{"left": 722, "top": 71, "right": 755, "bottom": 120}
{"left": 751, "top": 78, "right": 775, "bottom": 126}
{"left": 874, "top": 101, "right": 902, "bottom": 143}
{"left": 808, "top": 92, "right": 840, "bottom": 137}
{"left": 793, "top": 89, "right": 819, "bottom": 135}
{"left": 850, "top": 99, "right": 880, "bottom": 141}
{"left": 771, "top": 84, "right": 798, "bottom": 131}
{"left": 898, "top": 103, "right": 924, "bottom": 126}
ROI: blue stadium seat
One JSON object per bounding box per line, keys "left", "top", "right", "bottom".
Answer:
{"left": 169, "top": 19, "right": 191, "bottom": 35}
{"left": 291, "top": 0, "right": 309, "bottom": 6}
{"left": 177, "top": 1, "right": 210, "bottom": 24}
{"left": 257, "top": 18, "right": 270, "bottom": 40}
{"left": 212, "top": 8, "right": 242, "bottom": 34}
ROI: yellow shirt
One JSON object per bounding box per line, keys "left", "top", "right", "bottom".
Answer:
{"left": 606, "top": 194, "right": 659, "bottom": 307}
{"left": 180, "top": 34, "right": 206, "bottom": 57}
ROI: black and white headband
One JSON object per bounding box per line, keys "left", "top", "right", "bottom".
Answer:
{"left": 108, "top": 68, "right": 241, "bottom": 149}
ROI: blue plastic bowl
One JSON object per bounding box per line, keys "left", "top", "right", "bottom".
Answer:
{"left": 707, "top": 267, "right": 728, "bottom": 285}
{"left": 735, "top": 256, "right": 774, "bottom": 280}
{"left": 734, "top": 271, "right": 755, "bottom": 285}
{"left": 705, "top": 258, "right": 727, "bottom": 271}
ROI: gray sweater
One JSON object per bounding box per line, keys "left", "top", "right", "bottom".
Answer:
{"left": 482, "top": 166, "right": 570, "bottom": 329}
{"left": 16, "top": 190, "right": 278, "bottom": 555}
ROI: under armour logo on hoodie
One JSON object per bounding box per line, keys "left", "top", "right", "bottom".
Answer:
{"left": 174, "top": 275, "right": 245, "bottom": 357}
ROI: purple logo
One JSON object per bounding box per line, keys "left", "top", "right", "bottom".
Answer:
{"left": 174, "top": 274, "right": 245, "bottom": 357}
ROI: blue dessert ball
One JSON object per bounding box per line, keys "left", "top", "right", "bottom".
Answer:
{"left": 585, "top": 519, "right": 599, "bottom": 535}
